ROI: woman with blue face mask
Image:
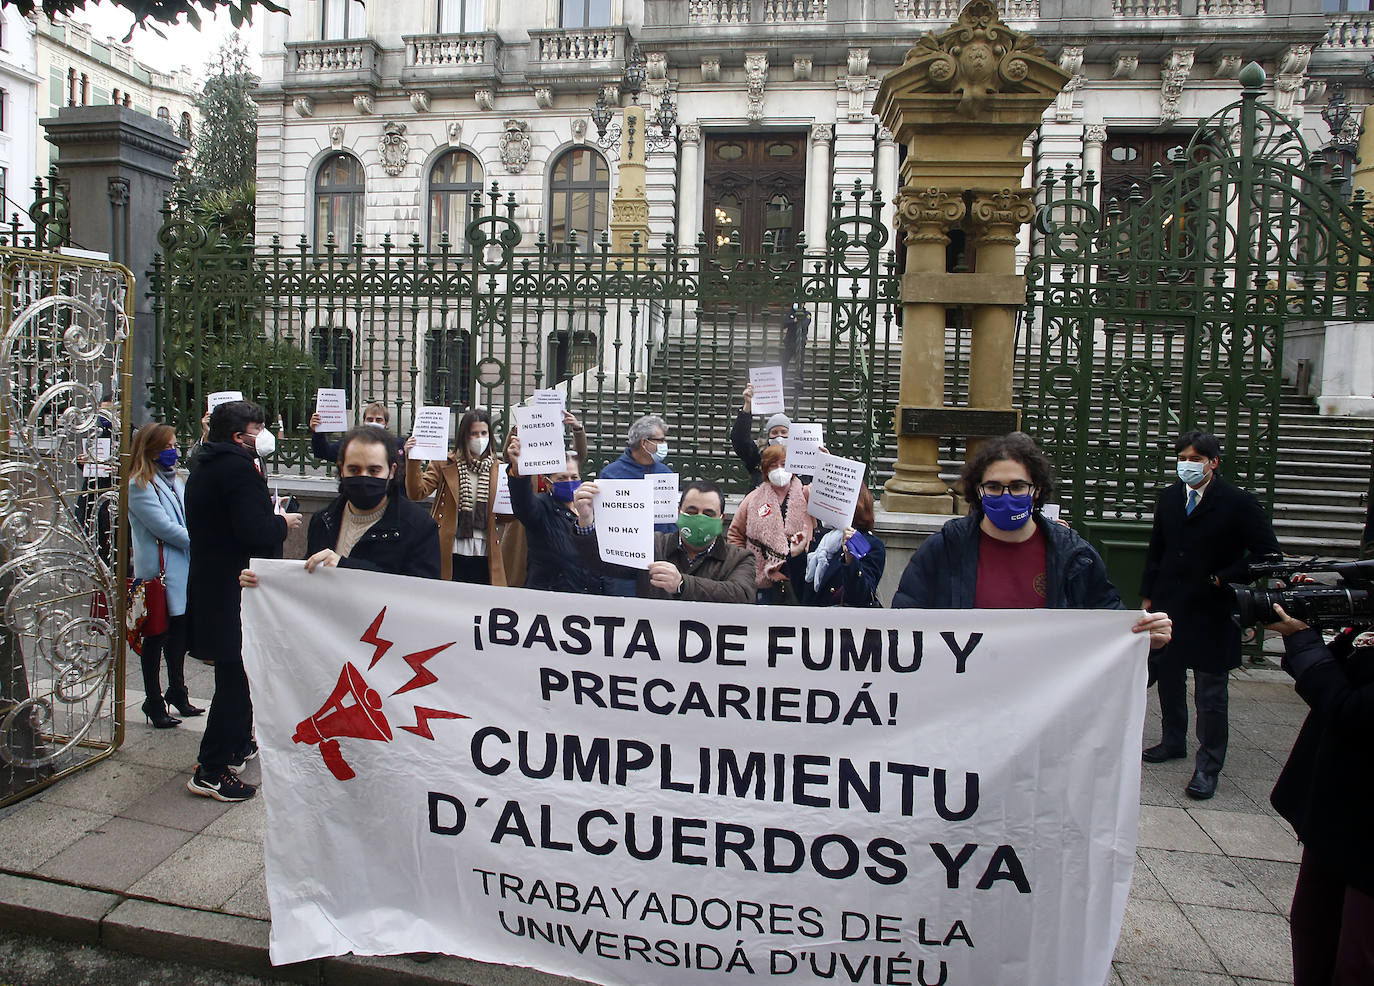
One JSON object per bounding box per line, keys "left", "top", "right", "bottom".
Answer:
{"left": 503, "top": 433, "right": 599, "bottom": 594}
{"left": 127, "top": 421, "right": 199, "bottom": 728}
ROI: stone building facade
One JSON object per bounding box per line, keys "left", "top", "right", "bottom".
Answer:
{"left": 0, "top": 8, "right": 40, "bottom": 216}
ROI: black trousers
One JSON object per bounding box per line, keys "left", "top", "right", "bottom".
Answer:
{"left": 1151, "top": 653, "right": 1229, "bottom": 775}
{"left": 139, "top": 613, "right": 187, "bottom": 700}
{"left": 451, "top": 553, "right": 491, "bottom": 585}
{"left": 197, "top": 620, "right": 253, "bottom": 772}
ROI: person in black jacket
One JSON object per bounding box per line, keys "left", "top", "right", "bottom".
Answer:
{"left": 504, "top": 438, "right": 598, "bottom": 594}
{"left": 730, "top": 383, "right": 791, "bottom": 488}
{"left": 239, "top": 427, "right": 440, "bottom": 588}
{"left": 309, "top": 401, "right": 392, "bottom": 463}
{"left": 893, "top": 434, "right": 1171, "bottom": 646}
{"left": 1265, "top": 606, "right": 1374, "bottom": 986}
{"left": 185, "top": 401, "right": 301, "bottom": 803}
{"left": 1140, "top": 430, "right": 1282, "bottom": 800}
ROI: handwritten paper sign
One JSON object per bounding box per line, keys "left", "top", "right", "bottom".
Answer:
{"left": 652, "top": 473, "right": 679, "bottom": 525}
{"left": 807, "top": 452, "right": 867, "bottom": 530}
{"left": 514, "top": 405, "right": 567, "bottom": 476}
{"left": 748, "top": 366, "right": 786, "bottom": 417}
{"left": 82, "top": 437, "right": 113, "bottom": 479}
{"left": 1041, "top": 503, "right": 1061, "bottom": 523}
{"left": 410, "top": 407, "right": 451, "bottom": 462}
{"left": 785, "top": 422, "right": 824, "bottom": 475}
{"left": 492, "top": 467, "right": 512, "bottom": 516}
{"left": 532, "top": 388, "right": 566, "bottom": 412}
{"left": 593, "top": 479, "right": 654, "bottom": 570}
{"left": 207, "top": 391, "right": 243, "bottom": 413}
{"left": 314, "top": 389, "right": 348, "bottom": 431}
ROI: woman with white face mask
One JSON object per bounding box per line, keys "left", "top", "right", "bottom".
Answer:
{"left": 727, "top": 443, "right": 815, "bottom": 604}
{"left": 405, "top": 408, "right": 507, "bottom": 585}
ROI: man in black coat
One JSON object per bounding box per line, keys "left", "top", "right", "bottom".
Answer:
{"left": 1140, "top": 430, "right": 1281, "bottom": 800}
{"left": 1265, "top": 606, "right": 1374, "bottom": 985}
{"left": 185, "top": 401, "right": 301, "bottom": 803}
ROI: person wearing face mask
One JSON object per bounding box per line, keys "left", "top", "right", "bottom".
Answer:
{"left": 184, "top": 400, "right": 302, "bottom": 803}
{"left": 891, "top": 432, "right": 1172, "bottom": 630}
{"left": 727, "top": 443, "right": 815, "bottom": 604}
{"left": 404, "top": 408, "right": 506, "bottom": 584}
{"left": 801, "top": 485, "right": 887, "bottom": 608}
{"left": 596, "top": 413, "right": 675, "bottom": 595}
{"left": 569, "top": 480, "right": 754, "bottom": 603}
{"left": 1140, "top": 430, "right": 1281, "bottom": 801}
{"left": 731, "top": 383, "right": 791, "bottom": 489}
{"left": 240, "top": 427, "right": 439, "bottom": 589}
{"left": 503, "top": 439, "right": 599, "bottom": 594}
{"left": 309, "top": 401, "right": 393, "bottom": 463}
{"left": 127, "top": 421, "right": 199, "bottom": 729}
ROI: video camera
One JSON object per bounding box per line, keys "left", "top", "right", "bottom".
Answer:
{"left": 1232, "top": 556, "right": 1374, "bottom": 628}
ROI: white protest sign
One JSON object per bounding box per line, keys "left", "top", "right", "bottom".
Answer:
{"left": 807, "top": 452, "right": 867, "bottom": 530}
{"left": 514, "top": 405, "right": 567, "bottom": 476}
{"left": 748, "top": 366, "right": 785, "bottom": 417}
{"left": 652, "top": 473, "right": 679, "bottom": 525}
{"left": 207, "top": 390, "right": 243, "bottom": 413}
{"left": 1042, "top": 503, "right": 1062, "bottom": 523}
{"left": 532, "top": 388, "right": 566, "bottom": 412}
{"left": 593, "top": 478, "right": 654, "bottom": 570}
{"left": 785, "top": 422, "right": 824, "bottom": 475}
{"left": 243, "top": 561, "right": 1147, "bottom": 985}
{"left": 492, "top": 467, "right": 512, "bottom": 516}
{"left": 410, "top": 407, "right": 451, "bottom": 462}
{"left": 82, "top": 437, "right": 113, "bottom": 479}
{"left": 314, "top": 388, "right": 348, "bottom": 431}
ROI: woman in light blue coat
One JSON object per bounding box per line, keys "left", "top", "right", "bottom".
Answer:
{"left": 127, "top": 421, "right": 200, "bottom": 728}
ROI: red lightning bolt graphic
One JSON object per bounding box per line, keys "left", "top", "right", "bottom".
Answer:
{"left": 391, "top": 641, "right": 455, "bottom": 696}
{"left": 398, "top": 707, "right": 468, "bottom": 740}
{"left": 360, "top": 608, "right": 393, "bottom": 670}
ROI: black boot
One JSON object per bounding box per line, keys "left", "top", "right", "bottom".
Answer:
{"left": 141, "top": 697, "right": 180, "bottom": 729}
{"left": 164, "top": 685, "right": 204, "bottom": 717}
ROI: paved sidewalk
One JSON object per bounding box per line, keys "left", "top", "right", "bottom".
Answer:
{"left": 0, "top": 664, "right": 1307, "bottom": 985}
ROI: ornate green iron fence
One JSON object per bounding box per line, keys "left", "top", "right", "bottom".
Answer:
{"left": 150, "top": 183, "right": 899, "bottom": 490}
{"left": 1024, "top": 65, "right": 1374, "bottom": 588}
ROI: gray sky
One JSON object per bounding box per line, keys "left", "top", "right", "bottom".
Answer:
{"left": 67, "top": 1, "right": 265, "bottom": 77}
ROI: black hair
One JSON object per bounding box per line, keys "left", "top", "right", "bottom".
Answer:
{"left": 336, "top": 426, "right": 402, "bottom": 492}
{"left": 680, "top": 480, "right": 725, "bottom": 514}
{"left": 1174, "top": 430, "right": 1222, "bottom": 461}
{"left": 960, "top": 432, "right": 1056, "bottom": 513}
{"left": 208, "top": 400, "right": 265, "bottom": 443}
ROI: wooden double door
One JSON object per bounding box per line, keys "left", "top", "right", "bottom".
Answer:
{"left": 701, "top": 132, "right": 807, "bottom": 256}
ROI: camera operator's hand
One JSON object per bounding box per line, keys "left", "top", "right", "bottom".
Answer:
{"left": 1265, "top": 603, "right": 1309, "bottom": 637}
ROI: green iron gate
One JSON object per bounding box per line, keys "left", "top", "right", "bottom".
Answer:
{"left": 1024, "top": 65, "right": 1374, "bottom": 598}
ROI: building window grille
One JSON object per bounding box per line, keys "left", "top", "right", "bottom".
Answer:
{"left": 438, "top": 0, "right": 485, "bottom": 32}
{"left": 315, "top": 153, "right": 366, "bottom": 246}
{"left": 428, "top": 149, "right": 483, "bottom": 248}
{"left": 547, "top": 147, "right": 609, "bottom": 255}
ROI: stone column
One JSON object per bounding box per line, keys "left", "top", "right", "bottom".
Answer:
{"left": 804, "top": 124, "right": 833, "bottom": 247}
{"left": 676, "top": 123, "right": 702, "bottom": 249}
{"left": 876, "top": 125, "right": 898, "bottom": 239}
{"left": 967, "top": 190, "right": 1036, "bottom": 435}
{"left": 42, "top": 106, "right": 188, "bottom": 420}
{"left": 1083, "top": 124, "right": 1107, "bottom": 208}
{"left": 610, "top": 105, "right": 651, "bottom": 253}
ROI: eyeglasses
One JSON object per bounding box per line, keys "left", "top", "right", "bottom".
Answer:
{"left": 979, "top": 481, "right": 1034, "bottom": 497}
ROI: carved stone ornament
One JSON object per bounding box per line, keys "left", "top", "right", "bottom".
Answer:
{"left": 499, "top": 119, "right": 532, "bottom": 173}
{"left": 571, "top": 118, "right": 587, "bottom": 143}
{"left": 535, "top": 88, "right": 554, "bottom": 109}
{"left": 877, "top": 125, "right": 895, "bottom": 144}
{"left": 893, "top": 186, "right": 967, "bottom": 240}
{"left": 379, "top": 121, "right": 409, "bottom": 177}
{"left": 793, "top": 56, "right": 812, "bottom": 81}
{"left": 293, "top": 95, "right": 315, "bottom": 117}
{"left": 1083, "top": 124, "right": 1108, "bottom": 145}
{"left": 898, "top": 0, "right": 1065, "bottom": 119}
{"left": 1307, "top": 79, "right": 1327, "bottom": 105}
{"left": 968, "top": 188, "right": 1036, "bottom": 244}
{"left": 811, "top": 123, "right": 834, "bottom": 144}
{"left": 1160, "top": 48, "right": 1194, "bottom": 124}
{"left": 1274, "top": 44, "right": 1312, "bottom": 119}
{"left": 701, "top": 57, "right": 721, "bottom": 82}
{"left": 353, "top": 93, "right": 375, "bottom": 115}
{"left": 647, "top": 52, "right": 667, "bottom": 81}
{"left": 1214, "top": 53, "right": 1242, "bottom": 80}
{"left": 848, "top": 47, "right": 870, "bottom": 77}
{"left": 680, "top": 122, "right": 702, "bottom": 143}
{"left": 447, "top": 121, "right": 462, "bottom": 146}
{"left": 1338, "top": 108, "right": 1362, "bottom": 148}
{"left": 1056, "top": 46, "right": 1084, "bottom": 123}
{"left": 1112, "top": 51, "right": 1139, "bottom": 80}
{"left": 745, "top": 52, "right": 768, "bottom": 123}
{"left": 475, "top": 89, "right": 495, "bottom": 111}
{"left": 329, "top": 125, "right": 345, "bottom": 149}
{"left": 409, "top": 91, "right": 431, "bottom": 113}
{"left": 107, "top": 176, "right": 130, "bottom": 207}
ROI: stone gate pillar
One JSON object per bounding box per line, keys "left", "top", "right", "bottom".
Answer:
{"left": 873, "top": 0, "right": 1066, "bottom": 513}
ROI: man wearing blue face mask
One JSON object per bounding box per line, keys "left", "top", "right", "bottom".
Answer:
{"left": 504, "top": 439, "right": 599, "bottom": 594}
{"left": 1140, "top": 430, "right": 1281, "bottom": 801}
{"left": 596, "top": 413, "right": 675, "bottom": 595}
{"left": 892, "top": 432, "right": 1172, "bottom": 632}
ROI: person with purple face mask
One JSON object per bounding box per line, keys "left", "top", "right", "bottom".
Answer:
{"left": 504, "top": 437, "right": 599, "bottom": 594}
{"left": 893, "top": 433, "right": 1172, "bottom": 644}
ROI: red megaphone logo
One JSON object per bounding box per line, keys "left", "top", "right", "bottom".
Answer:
{"left": 293, "top": 662, "right": 392, "bottom": 780}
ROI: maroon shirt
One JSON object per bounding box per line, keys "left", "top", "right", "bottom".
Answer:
{"left": 974, "top": 525, "right": 1048, "bottom": 608}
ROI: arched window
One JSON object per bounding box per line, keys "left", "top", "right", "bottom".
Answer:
{"left": 312, "top": 327, "right": 354, "bottom": 402}
{"left": 765, "top": 192, "right": 795, "bottom": 251}
{"left": 157, "top": 106, "right": 170, "bottom": 124}
{"left": 314, "top": 153, "right": 365, "bottom": 245}
{"left": 428, "top": 149, "right": 483, "bottom": 248}
{"left": 439, "top": 0, "right": 485, "bottom": 32}
{"left": 547, "top": 147, "right": 609, "bottom": 255}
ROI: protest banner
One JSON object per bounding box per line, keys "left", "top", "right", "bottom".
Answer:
{"left": 808, "top": 453, "right": 867, "bottom": 530}
{"left": 410, "top": 407, "right": 451, "bottom": 462}
{"left": 514, "top": 405, "right": 567, "bottom": 475}
{"left": 785, "top": 423, "right": 824, "bottom": 475}
{"left": 593, "top": 479, "right": 654, "bottom": 569}
{"left": 652, "top": 473, "right": 679, "bottom": 525}
{"left": 243, "top": 561, "right": 1146, "bottom": 985}
{"left": 533, "top": 388, "right": 566, "bottom": 412}
{"left": 314, "top": 388, "right": 349, "bottom": 431}
{"left": 748, "top": 366, "right": 786, "bottom": 417}
{"left": 207, "top": 390, "right": 243, "bottom": 413}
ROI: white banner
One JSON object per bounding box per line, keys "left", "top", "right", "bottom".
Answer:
{"left": 243, "top": 561, "right": 1146, "bottom": 984}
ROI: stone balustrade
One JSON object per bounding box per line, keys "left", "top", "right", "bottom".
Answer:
{"left": 1326, "top": 11, "right": 1374, "bottom": 48}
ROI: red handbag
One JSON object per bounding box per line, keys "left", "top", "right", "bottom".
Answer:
{"left": 126, "top": 543, "right": 168, "bottom": 655}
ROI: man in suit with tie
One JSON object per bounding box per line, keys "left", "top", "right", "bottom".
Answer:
{"left": 1140, "top": 430, "right": 1281, "bottom": 800}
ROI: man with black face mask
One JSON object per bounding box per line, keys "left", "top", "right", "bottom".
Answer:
{"left": 240, "top": 427, "right": 438, "bottom": 585}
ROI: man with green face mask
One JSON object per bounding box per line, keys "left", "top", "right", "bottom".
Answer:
{"left": 572, "top": 480, "right": 755, "bottom": 603}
